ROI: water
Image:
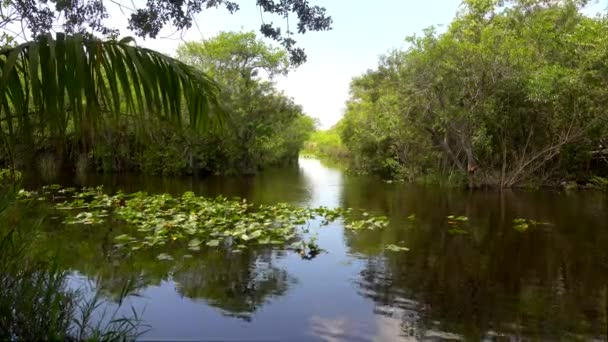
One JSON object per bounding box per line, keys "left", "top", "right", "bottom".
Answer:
{"left": 19, "top": 158, "right": 608, "bottom": 340}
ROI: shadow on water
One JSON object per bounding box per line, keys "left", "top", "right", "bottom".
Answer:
{"left": 341, "top": 178, "right": 608, "bottom": 339}
{"left": 23, "top": 164, "right": 314, "bottom": 205}
{"left": 9, "top": 158, "right": 608, "bottom": 340}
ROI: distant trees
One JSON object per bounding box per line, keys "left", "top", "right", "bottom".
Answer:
{"left": 0, "top": 2, "right": 325, "bottom": 176}
{"left": 340, "top": 0, "right": 608, "bottom": 187}
{"left": 302, "top": 125, "right": 349, "bottom": 160}
{"left": 0, "top": 31, "right": 313, "bottom": 176}
{"left": 177, "top": 31, "right": 315, "bottom": 174}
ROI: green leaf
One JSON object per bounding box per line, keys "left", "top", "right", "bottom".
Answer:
{"left": 115, "top": 234, "right": 132, "bottom": 242}
{"left": 206, "top": 239, "right": 220, "bottom": 247}
{"left": 385, "top": 244, "right": 410, "bottom": 252}
{"left": 188, "top": 238, "right": 202, "bottom": 247}
{"left": 156, "top": 253, "right": 173, "bottom": 261}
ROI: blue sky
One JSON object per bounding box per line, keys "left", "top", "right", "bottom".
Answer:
{"left": 114, "top": 0, "right": 465, "bottom": 129}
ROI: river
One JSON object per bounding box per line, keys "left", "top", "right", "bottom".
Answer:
{"left": 21, "top": 158, "right": 608, "bottom": 340}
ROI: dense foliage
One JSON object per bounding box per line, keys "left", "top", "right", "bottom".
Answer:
{"left": 0, "top": 31, "right": 314, "bottom": 177}
{"left": 176, "top": 31, "right": 315, "bottom": 174}
{"left": 339, "top": 0, "right": 608, "bottom": 187}
{"left": 301, "top": 125, "right": 349, "bottom": 160}
{"left": 17, "top": 184, "right": 389, "bottom": 260}
{"left": 0, "top": 33, "right": 225, "bottom": 177}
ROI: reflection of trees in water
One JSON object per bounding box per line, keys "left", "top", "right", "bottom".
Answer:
{"left": 172, "top": 249, "right": 294, "bottom": 320}
{"left": 24, "top": 163, "right": 311, "bottom": 205}
{"left": 85, "top": 248, "right": 294, "bottom": 320}
{"left": 341, "top": 181, "right": 608, "bottom": 339}
{"left": 11, "top": 180, "right": 305, "bottom": 320}
{"left": 21, "top": 212, "right": 295, "bottom": 320}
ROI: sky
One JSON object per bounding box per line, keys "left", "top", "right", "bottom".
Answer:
{"left": 105, "top": 0, "right": 466, "bottom": 129}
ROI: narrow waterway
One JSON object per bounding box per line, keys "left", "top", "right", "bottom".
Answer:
{"left": 24, "top": 158, "right": 608, "bottom": 340}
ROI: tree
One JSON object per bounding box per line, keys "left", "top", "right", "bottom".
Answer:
{"left": 340, "top": 0, "right": 608, "bottom": 187}
{"left": 177, "top": 31, "right": 314, "bottom": 173}
{"left": 1, "top": 0, "right": 332, "bottom": 65}
{"left": 0, "top": 33, "right": 221, "bottom": 169}
{"left": 178, "top": 30, "right": 289, "bottom": 81}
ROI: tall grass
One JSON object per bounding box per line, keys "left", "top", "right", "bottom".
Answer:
{"left": 0, "top": 181, "right": 147, "bottom": 341}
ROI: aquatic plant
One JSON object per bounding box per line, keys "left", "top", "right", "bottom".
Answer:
{"left": 513, "top": 218, "right": 551, "bottom": 232}
{"left": 446, "top": 215, "right": 469, "bottom": 235}
{"left": 18, "top": 186, "right": 390, "bottom": 260}
{"left": 385, "top": 244, "right": 410, "bottom": 252}
{"left": 0, "top": 209, "right": 146, "bottom": 341}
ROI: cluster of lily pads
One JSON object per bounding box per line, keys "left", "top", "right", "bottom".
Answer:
{"left": 445, "top": 214, "right": 551, "bottom": 234}
{"left": 446, "top": 215, "right": 469, "bottom": 235}
{"left": 513, "top": 218, "right": 550, "bottom": 232}
{"left": 17, "top": 185, "right": 389, "bottom": 258}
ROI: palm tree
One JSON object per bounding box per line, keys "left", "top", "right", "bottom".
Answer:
{"left": 0, "top": 33, "right": 222, "bottom": 168}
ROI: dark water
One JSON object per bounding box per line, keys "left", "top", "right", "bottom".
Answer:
{"left": 21, "top": 159, "right": 608, "bottom": 340}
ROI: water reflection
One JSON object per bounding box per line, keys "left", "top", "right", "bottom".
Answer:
{"left": 342, "top": 182, "right": 608, "bottom": 339}
{"left": 172, "top": 249, "right": 294, "bottom": 320}
{"left": 23, "top": 164, "right": 314, "bottom": 205}
{"left": 0, "top": 202, "right": 292, "bottom": 322}
{"left": 9, "top": 159, "right": 608, "bottom": 340}
{"left": 42, "top": 228, "right": 294, "bottom": 322}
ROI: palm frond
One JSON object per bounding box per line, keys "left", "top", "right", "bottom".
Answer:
{"left": 0, "top": 33, "right": 222, "bottom": 147}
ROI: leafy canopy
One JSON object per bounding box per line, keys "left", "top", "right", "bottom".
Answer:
{"left": 2, "top": 0, "right": 333, "bottom": 65}
{"left": 177, "top": 31, "right": 313, "bottom": 172}
{"left": 0, "top": 33, "right": 222, "bottom": 147}
{"left": 178, "top": 31, "right": 290, "bottom": 79}
{"left": 339, "top": 0, "right": 608, "bottom": 187}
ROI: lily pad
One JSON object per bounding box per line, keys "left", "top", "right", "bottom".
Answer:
{"left": 206, "top": 239, "right": 221, "bottom": 247}
{"left": 156, "top": 253, "right": 173, "bottom": 261}
{"left": 385, "top": 244, "right": 410, "bottom": 252}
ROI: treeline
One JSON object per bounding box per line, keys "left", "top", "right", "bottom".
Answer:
{"left": 0, "top": 32, "right": 314, "bottom": 177}
{"left": 174, "top": 32, "right": 314, "bottom": 175}
{"left": 338, "top": 0, "right": 608, "bottom": 188}
{"left": 301, "top": 125, "right": 349, "bottom": 160}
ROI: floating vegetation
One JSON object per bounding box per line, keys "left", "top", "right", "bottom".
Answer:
{"left": 385, "top": 244, "right": 410, "bottom": 252}
{"left": 447, "top": 215, "right": 470, "bottom": 235}
{"left": 18, "top": 186, "right": 389, "bottom": 259}
{"left": 292, "top": 236, "right": 324, "bottom": 260}
{"left": 513, "top": 218, "right": 551, "bottom": 232}
{"left": 447, "top": 215, "right": 468, "bottom": 223}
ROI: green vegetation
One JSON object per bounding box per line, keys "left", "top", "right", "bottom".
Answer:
{"left": 0, "top": 189, "right": 146, "bottom": 341}
{"left": 0, "top": 33, "right": 222, "bottom": 176}
{"left": 301, "top": 125, "right": 349, "bottom": 160}
{"left": 18, "top": 184, "right": 389, "bottom": 260}
{"left": 0, "top": 179, "right": 299, "bottom": 321}
{"left": 176, "top": 32, "right": 315, "bottom": 175}
{"left": 0, "top": 31, "right": 315, "bottom": 176}
{"left": 0, "top": 0, "right": 332, "bottom": 66}
{"left": 3, "top": 0, "right": 608, "bottom": 339}
{"left": 335, "top": 0, "right": 608, "bottom": 187}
